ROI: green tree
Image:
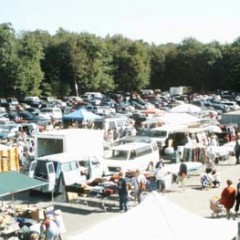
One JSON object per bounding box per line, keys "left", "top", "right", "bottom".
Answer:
{"left": 14, "top": 31, "right": 44, "bottom": 96}
{"left": 0, "top": 23, "right": 18, "bottom": 97}
{"left": 110, "top": 35, "right": 150, "bottom": 92}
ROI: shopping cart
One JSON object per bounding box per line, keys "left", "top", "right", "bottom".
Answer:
{"left": 210, "top": 196, "right": 225, "bottom": 218}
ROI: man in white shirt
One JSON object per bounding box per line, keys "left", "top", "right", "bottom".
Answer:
{"left": 155, "top": 166, "right": 168, "bottom": 194}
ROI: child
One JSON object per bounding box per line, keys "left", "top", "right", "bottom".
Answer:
{"left": 211, "top": 169, "right": 220, "bottom": 188}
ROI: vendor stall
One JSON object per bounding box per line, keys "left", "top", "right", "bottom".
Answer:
{"left": 0, "top": 171, "right": 48, "bottom": 239}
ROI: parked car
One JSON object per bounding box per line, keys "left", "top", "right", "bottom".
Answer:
{"left": 0, "top": 98, "right": 9, "bottom": 108}
{"left": 38, "top": 107, "right": 62, "bottom": 121}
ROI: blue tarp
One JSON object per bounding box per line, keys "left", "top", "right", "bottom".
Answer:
{"left": 62, "top": 108, "right": 103, "bottom": 122}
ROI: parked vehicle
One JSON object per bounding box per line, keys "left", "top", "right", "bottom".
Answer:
{"left": 35, "top": 128, "right": 104, "bottom": 158}
{"left": 29, "top": 152, "right": 87, "bottom": 194}
{"left": 78, "top": 155, "right": 110, "bottom": 180}
{"left": 38, "top": 107, "right": 63, "bottom": 121}
{"left": 103, "top": 142, "right": 159, "bottom": 173}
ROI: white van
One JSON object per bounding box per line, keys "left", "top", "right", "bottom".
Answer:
{"left": 147, "top": 125, "right": 186, "bottom": 149}
{"left": 94, "top": 116, "right": 129, "bottom": 132}
{"left": 103, "top": 142, "right": 159, "bottom": 173}
{"left": 38, "top": 107, "right": 62, "bottom": 121}
{"left": 29, "top": 152, "right": 108, "bottom": 193}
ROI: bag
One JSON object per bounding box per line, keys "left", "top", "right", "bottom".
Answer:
{"left": 139, "top": 181, "right": 146, "bottom": 191}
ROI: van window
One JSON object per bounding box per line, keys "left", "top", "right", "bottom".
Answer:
{"left": 112, "top": 150, "right": 128, "bottom": 160}
{"left": 152, "top": 130, "right": 167, "bottom": 138}
{"left": 48, "top": 163, "right": 55, "bottom": 174}
{"left": 129, "top": 150, "right": 137, "bottom": 160}
{"left": 71, "top": 161, "right": 79, "bottom": 170}
{"left": 136, "top": 146, "right": 152, "bottom": 157}
{"left": 62, "top": 162, "right": 78, "bottom": 172}
{"left": 35, "top": 161, "right": 58, "bottom": 179}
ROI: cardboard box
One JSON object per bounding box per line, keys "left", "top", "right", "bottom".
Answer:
{"left": 30, "top": 209, "right": 45, "bottom": 221}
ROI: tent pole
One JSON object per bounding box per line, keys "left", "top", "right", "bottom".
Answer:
{"left": 51, "top": 190, "right": 54, "bottom": 205}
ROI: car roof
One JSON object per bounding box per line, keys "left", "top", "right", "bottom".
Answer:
{"left": 37, "top": 152, "right": 84, "bottom": 163}
{"left": 110, "top": 142, "right": 151, "bottom": 151}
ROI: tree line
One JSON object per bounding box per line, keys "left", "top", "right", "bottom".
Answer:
{"left": 1, "top": 22, "right": 240, "bottom": 98}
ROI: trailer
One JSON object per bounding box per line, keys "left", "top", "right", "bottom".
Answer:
{"left": 169, "top": 86, "right": 192, "bottom": 96}
{"left": 35, "top": 129, "right": 104, "bottom": 159}
{"left": 221, "top": 110, "right": 240, "bottom": 126}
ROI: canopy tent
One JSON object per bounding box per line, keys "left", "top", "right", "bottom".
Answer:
{"left": 68, "top": 192, "right": 237, "bottom": 240}
{"left": 204, "top": 124, "right": 222, "bottom": 133}
{"left": 169, "top": 103, "right": 202, "bottom": 114}
{"left": 157, "top": 113, "right": 200, "bottom": 126}
{"left": 0, "top": 171, "right": 47, "bottom": 197}
{"left": 141, "top": 108, "right": 165, "bottom": 115}
{"left": 62, "top": 108, "right": 103, "bottom": 122}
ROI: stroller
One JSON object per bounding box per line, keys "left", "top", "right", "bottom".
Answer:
{"left": 210, "top": 196, "right": 225, "bottom": 218}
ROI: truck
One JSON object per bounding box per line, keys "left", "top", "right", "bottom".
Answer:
{"left": 34, "top": 128, "right": 104, "bottom": 159}
{"left": 29, "top": 129, "right": 107, "bottom": 194}
{"left": 169, "top": 86, "right": 192, "bottom": 96}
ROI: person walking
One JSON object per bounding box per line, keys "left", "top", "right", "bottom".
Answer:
{"left": 234, "top": 137, "right": 240, "bottom": 164}
{"left": 235, "top": 178, "right": 240, "bottom": 217}
{"left": 178, "top": 159, "right": 188, "bottom": 191}
{"left": 219, "top": 179, "right": 236, "bottom": 219}
{"left": 134, "top": 169, "right": 147, "bottom": 204}
{"left": 155, "top": 165, "right": 168, "bottom": 194}
{"left": 117, "top": 171, "right": 128, "bottom": 212}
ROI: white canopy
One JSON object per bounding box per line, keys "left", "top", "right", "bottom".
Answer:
{"left": 158, "top": 113, "right": 200, "bottom": 126}
{"left": 169, "top": 104, "right": 202, "bottom": 113}
{"left": 68, "top": 192, "right": 237, "bottom": 240}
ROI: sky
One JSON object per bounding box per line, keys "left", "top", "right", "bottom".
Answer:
{"left": 1, "top": 0, "right": 240, "bottom": 45}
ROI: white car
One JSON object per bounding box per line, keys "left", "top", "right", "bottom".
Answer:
{"left": 221, "top": 101, "right": 240, "bottom": 111}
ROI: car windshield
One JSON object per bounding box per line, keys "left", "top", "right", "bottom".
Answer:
{"left": 41, "top": 109, "right": 52, "bottom": 113}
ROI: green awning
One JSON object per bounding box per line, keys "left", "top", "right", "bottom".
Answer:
{"left": 0, "top": 171, "right": 47, "bottom": 197}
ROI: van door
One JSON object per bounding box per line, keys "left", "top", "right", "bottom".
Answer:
{"left": 46, "top": 162, "right": 56, "bottom": 192}
{"left": 29, "top": 160, "right": 37, "bottom": 178}
{"left": 61, "top": 161, "right": 86, "bottom": 186}
{"left": 88, "top": 156, "right": 103, "bottom": 179}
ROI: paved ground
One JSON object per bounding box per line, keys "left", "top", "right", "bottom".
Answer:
{"left": 2, "top": 156, "right": 240, "bottom": 239}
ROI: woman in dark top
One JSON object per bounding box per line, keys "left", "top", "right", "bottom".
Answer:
{"left": 178, "top": 159, "right": 188, "bottom": 191}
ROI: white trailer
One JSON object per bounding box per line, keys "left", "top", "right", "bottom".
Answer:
{"left": 169, "top": 86, "right": 192, "bottom": 96}
{"left": 35, "top": 128, "right": 104, "bottom": 159}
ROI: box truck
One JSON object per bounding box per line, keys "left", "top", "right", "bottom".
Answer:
{"left": 35, "top": 129, "right": 104, "bottom": 159}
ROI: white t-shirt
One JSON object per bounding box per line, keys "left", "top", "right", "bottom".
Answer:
{"left": 155, "top": 168, "right": 167, "bottom": 180}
